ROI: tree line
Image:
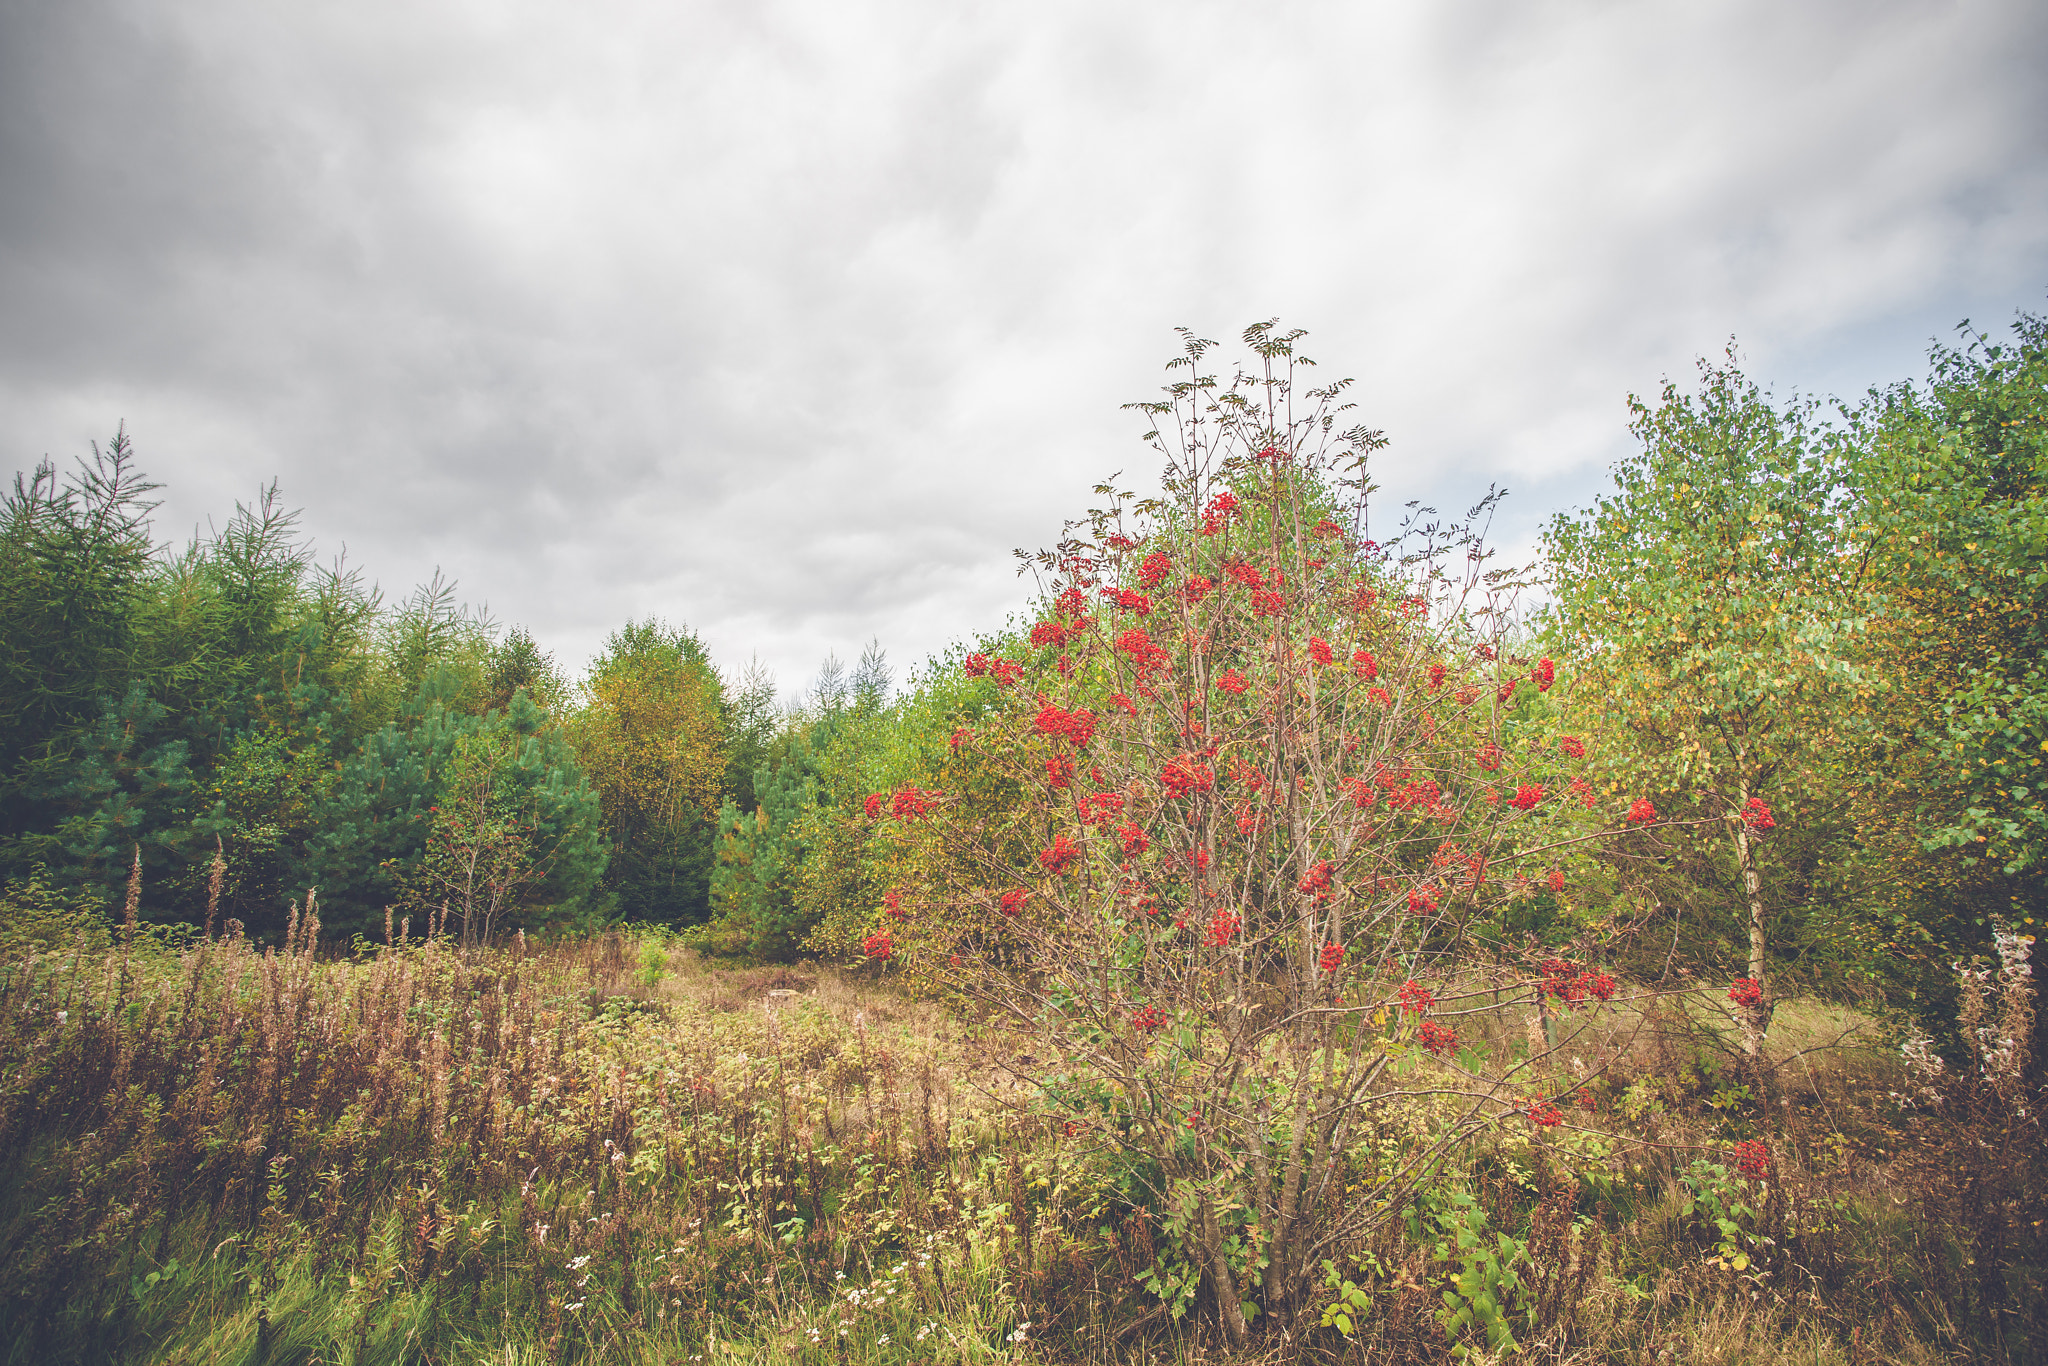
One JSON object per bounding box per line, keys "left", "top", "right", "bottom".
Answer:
{"left": 0, "top": 442, "right": 863, "bottom": 948}
{"left": 2, "top": 310, "right": 2040, "bottom": 1047}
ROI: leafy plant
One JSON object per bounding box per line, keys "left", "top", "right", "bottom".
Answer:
{"left": 879, "top": 324, "right": 1653, "bottom": 1344}
{"left": 1413, "top": 1188, "right": 1533, "bottom": 1359}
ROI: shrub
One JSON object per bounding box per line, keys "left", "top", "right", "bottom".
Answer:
{"left": 876, "top": 325, "right": 1656, "bottom": 1344}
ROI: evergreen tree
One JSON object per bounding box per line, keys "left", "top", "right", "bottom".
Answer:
{"left": 0, "top": 432, "right": 157, "bottom": 846}
{"left": 720, "top": 657, "right": 781, "bottom": 813}
{"left": 485, "top": 628, "right": 567, "bottom": 715}
{"left": 294, "top": 685, "right": 606, "bottom": 940}
{"left": 711, "top": 733, "right": 819, "bottom": 960}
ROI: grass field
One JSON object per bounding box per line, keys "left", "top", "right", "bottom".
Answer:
{"left": 0, "top": 922, "right": 2037, "bottom": 1364}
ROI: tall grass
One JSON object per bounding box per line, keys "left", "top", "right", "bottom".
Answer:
{"left": 0, "top": 921, "right": 2037, "bottom": 1363}
{"left": 0, "top": 927, "right": 1074, "bottom": 1364}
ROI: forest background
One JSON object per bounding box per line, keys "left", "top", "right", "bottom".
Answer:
{"left": 5, "top": 311, "right": 2039, "bottom": 1037}
{"left": 0, "top": 309, "right": 2043, "bottom": 1364}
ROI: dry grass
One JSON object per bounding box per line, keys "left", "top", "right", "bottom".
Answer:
{"left": 0, "top": 927, "right": 2034, "bottom": 1364}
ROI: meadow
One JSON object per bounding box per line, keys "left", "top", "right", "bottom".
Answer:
{"left": 0, "top": 901, "right": 2035, "bottom": 1364}
{"left": 2, "top": 317, "right": 2043, "bottom": 1361}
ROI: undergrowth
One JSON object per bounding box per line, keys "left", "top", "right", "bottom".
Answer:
{"left": 0, "top": 920, "right": 2038, "bottom": 1364}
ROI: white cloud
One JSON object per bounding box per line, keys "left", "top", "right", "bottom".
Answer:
{"left": 1, "top": 0, "right": 2042, "bottom": 696}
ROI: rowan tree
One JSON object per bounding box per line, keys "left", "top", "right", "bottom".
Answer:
{"left": 872, "top": 325, "right": 1649, "bottom": 1344}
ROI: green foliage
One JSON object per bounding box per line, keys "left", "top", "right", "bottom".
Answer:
{"left": 1543, "top": 352, "right": 1882, "bottom": 1032}
{"left": 1318, "top": 1253, "right": 1382, "bottom": 1337}
{"left": 1414, "top": 1188, "right": 1534, "bottom": 1359}
{"left": 1678, "top": 1160, "right": 1762, "bottom": 1272}
{"left": 0, "top": 867, "right": 110, "bottom": 955}
{"left": 1835, "top": 313, "right": 2047, "bottom": 1004}
{"left": 796, "top": 647, "right": 996, "bottom": 964}
{"left": 0, "top": 432, "right": 157, "bottom": 837}
{"left": 570, "top": 620, "right": 727, "bottom": 927}
{"left": 711, "top": 733, "right": 819, "bottom": 959}
{"left": 43, "top": 684, "right": 207, "bottom": 897}
{"left": 719, "top": 655, "right": 782, "bottom": 813}
{"left": 300, "top": 687, "right": 607, "bottom": 938}
{"left": 394, "top": 714, "right": 605, "bottom": 943}
{"left": 486, "top": 626, "right": 570, "bottom": 716}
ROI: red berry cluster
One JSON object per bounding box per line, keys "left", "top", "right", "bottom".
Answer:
{"left": 1039, "top": 835, "right": 1081, "bottom": 874}
{"left": 1742, "top": 797, "right": 1776, "bottom": 831}
{"left": 1217, "top": 668, "right": 1249, "bottom": 695}
{"left": 1159, "top": 755, "right": 1215, "bottom": 799}
{"left": 1204, "top": 907, "right": 1241, "bottom": 947}
{"left": 999, "top": 889, "right": 1029, "bottom": 915}
{"left": 1297, "top": 860, "right": 1334, "bottom": 898}
{"left": 1559, "top": 735, "right": 1586, "bottom": 759}
{"left": 1539, "top": 958, "right": 1616, "bottom": 1006}
{"left": 1509, "top": 783, "right": 1545, "bottom": 811}
{"left": 861, "top": 931, "right": 894, "bottom": 961}
{"left": 1077, "top": 791, "right": 1125, "bottom": 825}
{"left": 1115, "top": 628, "right": 1172, "bottom": 672}
{"left": 1130, "top": 1005, "right": 1166, "bottom": 1033}
{"left": 1387, "top": 778, "right": 1441, "bottom": 812}
{"left": 1318, "top": 943, "right": 1345, "bottom": 974}
{"left": 1034, "top": 702, "right": 1097, "bottom": 747}
{"left": 1200, "top": 491, "right": 1242, "bottom": 534}
{"left": 1418, "top": 1021, "right": 1458, "bottom": 1057}
{"left": 962, "top": 652, "right": 1025, "bottom": 685}
{"left": 1625, "top": 798, "right": 1658, "bottom": 825}
{"left": 1733, "top": 1139, "right": 1770, "bottom": 1179}
{"left": 1728, "top": 977, "right": 1763, "bottom": 1008}
{"left": 889, "top": 787, "right": 939, "bottom": 820}
{"left": 1030, "top": 618, "right": 1083, "bottom": 649}
{"left": 1397, "top": 980, "right": 1435, "bottom": 1015}
{"left": 1307, "top": 636, "right": 1334, "bottom": 666}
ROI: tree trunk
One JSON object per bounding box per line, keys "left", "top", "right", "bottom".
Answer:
{"left": 1733, "top": 787, "right": 1768, "bottom": 1063}
{"left": 1201, "top": 1198, "right": 1250, "bottom": 1349}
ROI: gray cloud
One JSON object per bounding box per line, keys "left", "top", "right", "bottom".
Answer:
{"left": 3, "top": 0, "right": 2044, "bottom": 695}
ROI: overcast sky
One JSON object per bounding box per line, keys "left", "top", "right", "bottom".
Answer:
{"left": 3, "top": 0, "right": 2044, "bottom": 700}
